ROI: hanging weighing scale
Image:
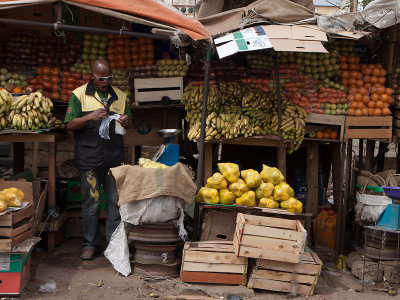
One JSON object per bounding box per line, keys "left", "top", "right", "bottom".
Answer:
{"left": 152, "top": 129, "right": 182, "bottom": 166}
{"left": 377, "top": 186, "right": 400, "bottom": 230}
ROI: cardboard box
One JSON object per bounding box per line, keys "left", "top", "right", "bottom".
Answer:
{"left": 181, "top": 241, "right": 248, "bottom": 285}
{"left": 234, "top": 213, "right": 306, "bottom": 264}
{"left": 0, "top": 179, "right": 40, "bottom": 207}
{"left": 247, "top": 252, "right": 323, "bottom": 296}
{"left": 0, "top": 257, "right": 31, "bottom": 295}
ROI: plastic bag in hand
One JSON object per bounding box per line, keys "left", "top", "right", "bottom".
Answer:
{"left": 241, "top": 169, "right": 262, "bottom": 188}
{"left": 218, "top": 163, "right": 240, "bottom": 183}
{"left": 280, "top": 197, "right": 303, "bottom": 213}
{"left": 273, "top": 182, "right": 294, "bottom": 201}
{"left": 236, "top": 191, "right": 256, "bottom": 206}
{"left": 259, "top": 197, "right": 279, "bottom": 208}
{"left": 99, "top": 114, "right": 120, "bottom": 140}
{"left": 206, "top": 172, "right": 227, "bottom": 189}
{"left": 219, "top": 188, "right": 236, "bottom": 205}
{"left": 197, "top": 187, "right": 219, "bottom": 204}
{"left": 229, "top": 179, "right": 249, "bottom": 197}
{"left": 255, "top": 182, "right": 274, "bottom": 199}
{"left": 260, "top": 164, "right": 284, "bottom": 186}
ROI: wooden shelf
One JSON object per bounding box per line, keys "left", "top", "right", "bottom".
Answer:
{"left": 304, "top": 138, "right": 340, "bottom": 143}
{"left": 207, "top": 135, "right": 293, "bottom": 147}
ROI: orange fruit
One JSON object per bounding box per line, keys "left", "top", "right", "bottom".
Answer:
{"left": 342, "top": 70, "right": 350, "bottom": 78}
{"left": 354, "top": 93, "right": 362, "bottom": 102}
{"left": 316, "top": 131, "right": 324, "bottom": 139}
{"left": 355, "top": 108, "right": 362, "bottom": 117}
{"left": 362, "top": 107, "right": 369, "bottom": 116}
{"left": 323, "top": 131, "right": 331, "bottom": 139}
{"left": 374, "top": 108, "right": 382, "bottom": 116}
{"left": 330, "top": 131, "right": 338, "bottom": 139}
{"left": 350, "top": 101, "right": 358, "bottom": 109}
{"left": 378, "top": 77, "right": 386, "bottom": 85}
{"left": 324, "top": 128, "right": 332, "bottom": 134}
{"left": 382, "top": 107, "right": 391, "bottom": 115}
{"left": 376, "top": 100, "right": 384, "bottom": 108}
{"left": 357, "top": 102, "right": 364, "bottom": 109}
{"left": 380, "top": 69, "right": 387, "bottom": 76}
{"left": 368, "top": 107, "right": 374, "bottom": 116}
{"left": 371, "top": 93, "right": 379, "bottom": 101}
{"left": 348, "top": 108, "right": 355, "bottom": 116}
{"left": 363, "top": 68, "right": 372, "bottom": 75}
{"left": 370, "top": 76, "right": 378, "bottom": 84}
{"left": 362, "top": 94, "right": 370, "bottom": 103}
{"left": 386, "top": 88, "right": 394, "bottom": 95}
{"left": 359, "top": 87, "right": 368, "bottom": 95}
{"left": 367, "top": 101, "right": 375, "bottom": 108}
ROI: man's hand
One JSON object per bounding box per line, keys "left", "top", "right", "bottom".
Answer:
{"left": 117, "top": 114, "right": 130, "bottom": 129}
{"left": 88, "top": 108, "right": 108, "bottom": 121}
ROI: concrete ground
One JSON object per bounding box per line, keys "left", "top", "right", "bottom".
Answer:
{"left": 20, "top": 238, "right": 396, "bottom": 300}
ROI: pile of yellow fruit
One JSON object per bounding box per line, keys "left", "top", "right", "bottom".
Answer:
{"left": 195, "top": 163, "right": 303, "bottom": 214}
{"left": 0, "top": 187, "right": 24, "bottom": 212}
{"left": 138, "top": 158, "right": 168, "bottom": 169}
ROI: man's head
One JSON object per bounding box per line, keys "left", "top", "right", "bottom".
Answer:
{"left": 92, "top": 59, "right": 112, "bottom": 92}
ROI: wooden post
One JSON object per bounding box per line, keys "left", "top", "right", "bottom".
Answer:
{"left": 365, "top": 140, "right": 375, "bottom": 172}
{"left": 204, "top": 143, "right": 213, "bottom": 185}
{"left": 47, "top": 141, "right": 56, "bottom": 252}
{"left": 331, "top": 143, "right": 341, "bottom": 212}
{"left": 340, "top": 140, "right": 353, "bottom": 253}
{"left": 306, "top": 141, "right": 319, "bottom": 242}
{"left": 277, "top": 144, "right": 287, "bottom": 178}
{"left": 358, "top": 139, "right": 364, "bottom": 171}
{"left": 13, "top": 143, "right": 24, "bottom": 174}
{"left": 32, "top": 142, "right": 38, "bottom": 178}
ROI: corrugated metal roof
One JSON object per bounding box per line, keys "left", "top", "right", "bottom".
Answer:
{"left": 314, "top": 0, "right": 340, "bottom": 6}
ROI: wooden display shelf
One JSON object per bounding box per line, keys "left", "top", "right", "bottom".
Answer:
{"left": 345, "top": 116, "right": 392, "bottom": 141}
{"left": 306, "top": 113, "right": 345, "bottom": 141}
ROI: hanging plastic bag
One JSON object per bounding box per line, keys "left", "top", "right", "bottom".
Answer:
{"left": 255, "top": 182, "right": 274, "bottom": 199}
{"left": 241, "top": 169, "right": 262, "bottom": 188}
{"left": 229, "top": 179, "right": 249, "bottom": 197}
{"left": 260, "top": 164, "right": 284, "bottom": 186}
{"left": 259, "top": 197, "right": 279, "bottom": 208}
{"left": 197, "top": 187, "right": 219, "bottom": 204}
{"left": 219, "top": 188, "right": 236, "bottom": 205}
{"left": 236, "top": 191, "right": 256, "bottom": 206}
{"left": 99, "top": 114, "right": 125, "bottom": 140}
{"left": 206, "top": 173, "right": 228, "bottom": 189}
{"left": 280, "top": 197, "right": 303, "bottom": 213}
{"left": 218, "top": 163, "right": 240, "bottom": 183}
{"left": 273, "top": 182, "right": 295, "bottom": 201}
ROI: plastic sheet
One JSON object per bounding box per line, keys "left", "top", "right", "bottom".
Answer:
{"left": 99, "top": 114, "right": 125, "bottom": 139}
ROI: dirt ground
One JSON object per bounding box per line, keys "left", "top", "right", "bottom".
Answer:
{"left": 18, "top": 238, "right": 397, "bottom": 300}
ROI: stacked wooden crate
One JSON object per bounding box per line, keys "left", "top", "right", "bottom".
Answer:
{"left": 181, "top": 241, "right": 248, "bottom": 285}
{"left": 233, "top": 213, "right": 322, "bottom": 296}
{"left": 0, "top": 204, "right": 34, "bottom": 252}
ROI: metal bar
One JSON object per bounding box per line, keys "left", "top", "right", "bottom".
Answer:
{"left": 335, "top": 141, "right": 346, "bottom": 254}
{"left": 340, "top": 139, "right": 352, "bottom": 254}
{"left": 358, "top": 139, "right": 364, "bottom": 171}
{"left": 193, "top": 47, "right": 213, "bottom": 241}
{"left": 0, "top": 17, "right": 171, "bottom": 41}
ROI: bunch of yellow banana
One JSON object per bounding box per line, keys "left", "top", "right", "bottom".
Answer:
{"left": 0, "top": 89, "right": 13, "bottom": 130}
{"left": 8, "top": 92, "right": 63, "bottom": 130}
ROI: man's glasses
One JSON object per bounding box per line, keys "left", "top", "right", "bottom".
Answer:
{"left": 94, "top": 74, "right": 113, "bottom": 82}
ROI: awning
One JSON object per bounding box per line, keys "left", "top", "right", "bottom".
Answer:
{"left": 0, "top": 0, "right": 211, "bottom": 41}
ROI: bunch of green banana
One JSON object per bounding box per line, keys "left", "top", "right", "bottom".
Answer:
{"left": 8, "top": 92, "right": 60, "bottom": 130}
{"left": 0, "top": 89, "right": 13, "bottom": 130}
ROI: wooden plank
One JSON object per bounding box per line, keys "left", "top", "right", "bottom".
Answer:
{"left": 277, "top": 144, "right": 287, "bottom": 178}
{"left": 346, "top": 128, "right": 392, "bottom": 140}
{"left": 181, "top": 271, "right": 246, "bottom": 285}
{"left": 239, "top": 235, "right": 303, "bottom": 254}
{"left": 166, "top": 295, "right": 216, "bottom": 300}
{"left": 134, "top": 77, "right": 183, "bottom": 103}
{"left": 346, "top": 116, "right": 392, "bottom": 126}
{"left": 257, "top": 258, "right": 321, "bottom": 275}
{"left": 0, "top": 228, "right": 33, "bottom": 251}
{"left": 242, "top": 224, "right": 305, "bottom": 242}
{"left": 306, "top": 113, "right": 345, "bottom": 126}
{"left": 0, "top": 205, "right": 35, "bottom": 227}
{"left": 183, "top": 250, "right": 245, "bottom": 264}
{"left": 250, "top": 278, "right": 313, "bottom": 296}
{"left": 0, "top": 220, "right": 33, "bottom": 238}
{"left": 252, "top": 269, "right": 316, "bottom": 285}
{"left": 182, "top": 262, "right": 246, "bottom": 274}
{"left": 236, "top": 245, "right": 301, "bottom": 263}
{"left": 296, "top": 220, "right": 306, "bottom": 233}
{"left": 208, "top": 136, "right": 289, "bottom": 147}
{"left": 241, "top": 214, "right": 297, "bottom": 230}
{"left": 0, "top": 134, "right": 56, "bottom": 143}
{"left": 32, "top": 142, "right": 38, "bottom": 178}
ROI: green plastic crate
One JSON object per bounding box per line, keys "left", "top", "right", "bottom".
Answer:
{"left": 66, "top": 181, "right": 107, "bottom": 210}
{"left": 0, "top": 252, "right": 31, "bottom": 273}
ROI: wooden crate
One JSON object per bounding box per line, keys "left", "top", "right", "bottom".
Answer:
{"left": 0, "top": 204, "right": 34, "bottom": 252}
{"left": 181, "top": 241, "right": 248, "bottom": 285}
{"left": 233, "top": 213, "right": 306, "bottom": 264}
{"left": 306, "top": 113, "right": 345, "bottom": 141}
{"left": 247, "top": 252, "right": 322, "bottom": 296}
{"left": 345, "top": 116, "right": 392, "bottom": 141}
{"left": 134, "top": 77, "right": 183, "bottom": 105}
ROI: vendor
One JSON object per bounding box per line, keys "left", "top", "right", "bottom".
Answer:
{"left": 64, "top": 59, "right": 132, "bottom": 260}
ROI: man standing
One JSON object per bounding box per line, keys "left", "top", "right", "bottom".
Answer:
{"left": 65, "top": 59, "right": 132, "bottom": 260}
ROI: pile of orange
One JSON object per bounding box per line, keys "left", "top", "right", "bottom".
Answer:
{"left": 341, "top": 56, "right": 392, "bottom": 116}
{"left": 107, "top": 35, "right": 155, "bottom": 70}
{"left": 315, "top": 128, "right": 338, "bottom": 140}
